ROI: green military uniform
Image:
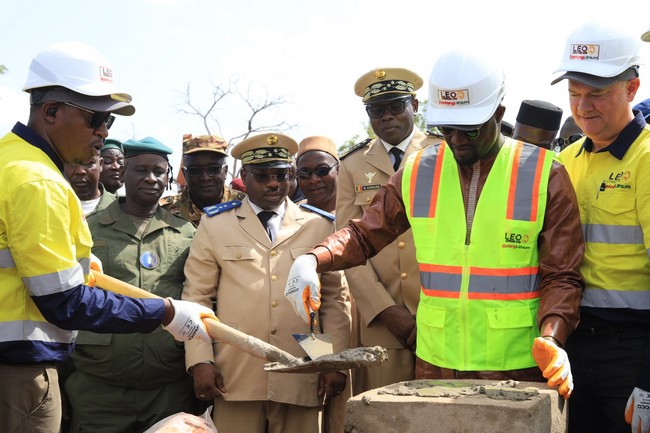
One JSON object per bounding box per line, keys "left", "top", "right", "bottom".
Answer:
{"left": 160, "top": 185, "right": 246, "bottom": 227}
{"left": 65, "top": 192, "right": 197, "bottom": 429}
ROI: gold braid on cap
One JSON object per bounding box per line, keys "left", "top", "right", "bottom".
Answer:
{"left": 363, "top": 80, "right": 416, "bottom": 102}
{"left": 241, "top": 147, "right": 292, "bottom": 165}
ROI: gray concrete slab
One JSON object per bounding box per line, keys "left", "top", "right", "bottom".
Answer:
{"left": 345, "top": 379, "right": 568, "bottom": 433}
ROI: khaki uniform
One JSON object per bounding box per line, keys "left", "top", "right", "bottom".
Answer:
{"left": 336, "top": 128, "right": 441, "bottom": 392}
{"left": 183, "top": 197, "right": 351, "bottom": 432}
{"left": 159, "top": 185, "right": 246, "bottom": 227}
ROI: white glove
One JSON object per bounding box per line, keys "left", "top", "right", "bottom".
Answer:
{"left": 162, "top": 298, "right": 214, "bottom": 344}
{"left": 284, "top": 254, "right": 320, "bottom": 323}
{"left": 625, "top": 387, "right": 650, "bottom": 433}
{"left": 532, "top": 337, "right": 573, "bottom": 399}
{"left": 90, "top": 253, "right": 103, "bottom": 273}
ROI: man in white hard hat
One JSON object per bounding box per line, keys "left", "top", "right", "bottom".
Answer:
{"left": 283, "top": 50, "right": 584, "bottom": 401}
{"left": 553, "top": 22, "right": 650, "bottom": 433}
{"left": 0, "top": 41, "right": 216, "bottom": 432}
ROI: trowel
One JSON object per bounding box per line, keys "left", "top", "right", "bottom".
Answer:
{"left": 291, "top": 311, "right": 334, "bottom": 360}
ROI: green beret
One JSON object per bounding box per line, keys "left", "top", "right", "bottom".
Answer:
{"left": 123, "top": 137, "right": 173, "bottom": 159}
{"left": 101, "top": 138, "right": 124, "bottom": 154}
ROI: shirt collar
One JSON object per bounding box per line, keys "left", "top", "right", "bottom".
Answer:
{"left": 574, "top": 111, "right": 646, "bottom": 160}
{"left": 249, "top": 200, "right": 286, "bottom": 219}
{"left": 11, "top": 122, "right": 65, "bottom": 173}
{"left": 380, "top": 128, "right": 415, "bottom": 154}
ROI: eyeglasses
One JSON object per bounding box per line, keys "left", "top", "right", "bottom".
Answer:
{"left": 296, "top": 163, "right": 339, "bottom": 180}
{"left": 64, "top": 102, "right": 115, "bottom": 130}
{"left": 552, "top": 134, "right": 584, "bottom": 150}
{"left": 439, "top": 126, "right": 481, "bottom": 139}
{"left": 365, "top": 98, "right": 412, "bottom": 119}
{"left": 244, "top": 170, "right": 290, "bottom": 183}
{"left": 183, "top": 165, "right": 225, "bottom": 177}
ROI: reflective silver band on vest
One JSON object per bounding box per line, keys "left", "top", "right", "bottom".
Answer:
{"left": 510, "top": 145, "right": 543, "bottom": 222}
{"left": 582, "top": 223, "right": 644, "bottom": 245}
{"left": 412, "top": 145, "right": 442, "bottom": 217}
{"left": 23, "top": 264, "right": 84, "bottom": 296}
{"left": 0, "top": 320, "right": 77, "bottom": 344}
{"left": 0, "top": 248, "right": 15, "bottom": 268}
{"left": 582, "top": 286, "right": 650, "bottom": 309}
{"left": 420, "top": 269, "right": 539, "bottom": 295}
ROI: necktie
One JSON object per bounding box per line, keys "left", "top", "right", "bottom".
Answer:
{"left": 257, "top": 211, "right": 275, "bottom": 240}
{"left": 389, "top": 147, "right": 403, "bottom": 172}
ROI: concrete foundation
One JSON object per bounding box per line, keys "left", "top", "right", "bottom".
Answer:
{"left": 345, "top": 379, "right": 567, "bottom": 433}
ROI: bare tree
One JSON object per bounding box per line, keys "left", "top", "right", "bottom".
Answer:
{"left": 175, "top": 77, "right": 296, "bottom": 179}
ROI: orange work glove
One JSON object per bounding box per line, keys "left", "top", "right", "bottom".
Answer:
{"left": 532, "top": 336, "right": 573, "bottom": 399}
{"left": 625, "top": 387, "right": 650, "bottom": 433}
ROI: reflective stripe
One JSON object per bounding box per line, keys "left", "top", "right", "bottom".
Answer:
{"left": 410, "top": 145, "right": 443, "bottom": 218}
{"left": 0, "top": 320, "right": 77, "bottom": 344}
{"left": 507, "top": 143, "right": 543, "bottom": 222}
{"left": 582, "top": 286, "right": 650, "bottom": 309}
{"left": 582, "top": 223, "right": 644, "bottom": 245}
{"left": 78, "top": 257, "right": 91, "bottom": 275}
{"left": 420, "top": 263, "right": 539, "bottom": 299}
{"left": 0, "top": 248, "right": 15, "bottom": 268}
{"left": 23, "top": 264, "right": 84, "bottom": 296}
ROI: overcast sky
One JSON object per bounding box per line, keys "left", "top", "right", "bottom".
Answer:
{"left": 1, "top": 0, "right": 649, "bottom": 172}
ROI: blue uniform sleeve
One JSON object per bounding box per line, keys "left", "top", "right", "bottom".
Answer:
{"left": 33, "top": 284, "right": 165, "bottom": 333}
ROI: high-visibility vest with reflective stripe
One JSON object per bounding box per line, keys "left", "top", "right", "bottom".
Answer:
{"left": 402, "top": 139, "right": 554, "bottom": 371}
{"left": 560, "top": 128, "right": 650, "bottom": 310}
{"left": 0, "top": 132, "right": 91, "bottom": 349}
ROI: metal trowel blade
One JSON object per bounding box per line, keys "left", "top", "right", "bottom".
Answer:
{"left": 292, "top": 332, "right": 333, "bottom": 360}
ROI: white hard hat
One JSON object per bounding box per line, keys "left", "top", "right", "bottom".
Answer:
{"left": 551, "top": 22, "right": 642, "bottom": 87}
{"left": 23, "top": 41, "right": 134, "bottom": 115}
{"left": 426, "top": 50, "right": 505, "bottom": 129}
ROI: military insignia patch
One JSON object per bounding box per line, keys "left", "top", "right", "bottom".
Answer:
{"left": 140, "top": 251, "right": 160, "bottom": 270}
{"left": 203, "top": 200, "right": 242, "bottom": 217}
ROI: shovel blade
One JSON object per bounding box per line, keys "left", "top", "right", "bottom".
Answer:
{"left": 292, "top": 332, "right": 333, "bottom": 360}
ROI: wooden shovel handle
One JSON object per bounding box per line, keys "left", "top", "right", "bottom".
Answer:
{"left": 90, "top": 271, "right": 300, "bottom": 364}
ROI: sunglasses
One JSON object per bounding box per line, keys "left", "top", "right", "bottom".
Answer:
{"left": 552, "top": 134, "right": 584, "bottom": 149}
{"left": 64, "top": 102, "right": 115, "bottom": 130}
{"left": 296, "top": 162, "right": 339, "bottom": 180}
{"left": 244, "top": 170, "right": 290, "bottom": 183}
{"left": 183, "top": 165, "right": 225, "bottom": 177}
{"left": 365, "top": 98, "right": 412, "bottom": 119}
{"left": 439, "top": 126, "right": 481, "bottom": 139}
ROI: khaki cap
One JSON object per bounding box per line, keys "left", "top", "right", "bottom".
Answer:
{"left": 182, "top": 134, "right": 228, "bottom": 156}
{"left": 297, "top": 136, "right": 339, "bottom": 161}
{"left": 354, "top": 67, "right": 423, "bottom": 103}
{"left": 231, "top": 133, "right": 298, "bottom": 168}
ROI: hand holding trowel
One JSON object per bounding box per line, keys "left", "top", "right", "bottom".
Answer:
{"left": 291, "top": 287, "right": 334, "bottom": 360}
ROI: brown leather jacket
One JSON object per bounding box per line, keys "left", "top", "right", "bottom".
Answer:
{"left": 311, "top": 146, "right": 585, "bottom": 377}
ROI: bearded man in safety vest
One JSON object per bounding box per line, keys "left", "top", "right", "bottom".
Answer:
{"left": 284, "top": 50, "right": 585, "bottom": 400}
{"left": 554, "top": 22, "right": 650, "bottom": 433}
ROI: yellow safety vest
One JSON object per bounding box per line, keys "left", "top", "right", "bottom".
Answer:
{"left": 0, "top": 132, "right": 91, "bottom": 349}
{"left": 402, "top": 139, "right": 554, "bottom": 371}
{"left": 559, "top": 128, "right": 650, "bottom": 310}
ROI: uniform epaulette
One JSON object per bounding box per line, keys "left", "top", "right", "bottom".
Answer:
{"left": 299, "top": 203, "right": 335, "bottom": 222}
{"left": 158, "top": 195, "right": 175, "bottom": 206}
{"left": 340, "top": 138, "right": 372, "bottom": 160}
{"left": 203, "top": 200, "right": 242, "bottom": 217}
{"left": 425, "top": 127, "right": 444, "bottom": 138}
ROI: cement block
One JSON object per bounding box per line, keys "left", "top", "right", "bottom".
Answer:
{"left": 345, "top": 379, "right": 567, "bottom": 433}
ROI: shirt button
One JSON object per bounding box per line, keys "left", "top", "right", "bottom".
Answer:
{"left": 400, "top": 273, "right": 408, "bottom": 280}
{"left": 271, "top": 275, "right": 278, "bottom": 281}
{"left": 398, "top": 241, "right": 405, "bottom": 249}
{"left": 270, "top": 250, "right": 277, "bottom": 256}
{"left": 237, "top": 253, "right": 242, "bottom": 258}
{"left": 271, "top": 301, "right": 278, "bottom": 308}
{"left": 366, "top": 197, "right": 372, "bottom": 203}
{"left": 271, "top": 329, "right": 277, "bottom": 335}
